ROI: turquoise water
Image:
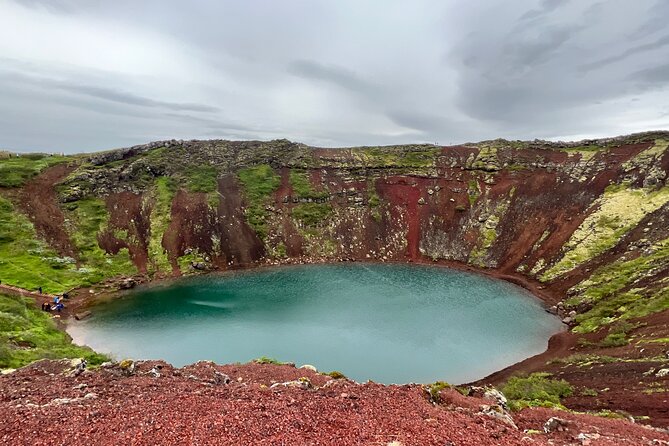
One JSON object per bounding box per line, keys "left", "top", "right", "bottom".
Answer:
{"left": 68, "top": 264, "right": 563, "bottom": 384}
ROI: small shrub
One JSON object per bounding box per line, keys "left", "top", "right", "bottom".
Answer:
{"left": 325, "top": 370, "right": 347, "bottom": 379}
{"left": 501, "top": 373, "right": 573, "bottom": 411}
{"left": 425, "top": 381, "right": 451, "bottom": 403}
{"left": 253, "top": 356, "right": 289, "bottom": 365}
{"left": 581, "top": 388, "right": 598, "bottom": 397}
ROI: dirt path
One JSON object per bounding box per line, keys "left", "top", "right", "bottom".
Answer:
{"left": 17, "top": 163, "right": 77, "bottom": 259}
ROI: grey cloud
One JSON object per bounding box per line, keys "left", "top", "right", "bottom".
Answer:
{"left": 504, "top": 24, "right": 583, "bottom": 67}
{"left": 287, "top": 60, "right": 382, "bottom": 98}
{"left": 520, "top": 0, "right": 570, "bottom": 21}
{"left": 629, "top": 64, "right": 669, "bottom": 89}
{"left": 2, "top": 0, "right": 669, "bottom": 152}
{"left": 56, "top": 84, "right": 220, "bottom": 113}
{"left": 579, "top": 34, "right": 669, "bottom": 72}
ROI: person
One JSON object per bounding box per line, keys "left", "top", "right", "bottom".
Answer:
{"left": 54, "top": 302, "right": 64, "bottom": 312}
{"left": 41, "top": 301, "right": 51, "bottom": 312}
{"left": 38, "top": 286, "right": 42, "bottom": 294}
{"left": 53, "top": 295, "right": 60, "bottom": 304}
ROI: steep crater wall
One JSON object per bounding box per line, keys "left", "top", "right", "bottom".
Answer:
{"left": 1, "top": 132, "right": 669, "bottom": 423}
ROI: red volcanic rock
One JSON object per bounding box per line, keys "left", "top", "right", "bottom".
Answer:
{"left": 1, "top": 360, "right": 667, "bottom": 446}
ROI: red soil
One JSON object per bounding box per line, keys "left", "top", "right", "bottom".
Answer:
{"left": 16, "top": 164, "right": 78, "bottom": 259}
{"left": 2, "top": 360, "right": 667, "bottom": 446}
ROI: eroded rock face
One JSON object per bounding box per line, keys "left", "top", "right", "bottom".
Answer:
{"left": 5, "top": 131, "right": 669, "bottom": 426}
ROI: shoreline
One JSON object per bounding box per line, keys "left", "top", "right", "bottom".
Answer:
{"left": 58, "top": 257, "right": 567, "bottom": 386}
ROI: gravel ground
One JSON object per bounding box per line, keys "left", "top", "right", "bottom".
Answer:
{"left": 1, "top": 359, "right": 668, "bottom": 445}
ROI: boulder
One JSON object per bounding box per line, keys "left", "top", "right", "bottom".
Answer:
{"left": 74, "top": 311, "right": 92, "bottom": 321}
{"left": 119, "top": 278, "right": 136, "bottom": 290}
{"left": 544, "top": 417, "right": 570, "bottom": 433}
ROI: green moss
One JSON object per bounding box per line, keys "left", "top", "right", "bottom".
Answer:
{"left": 186, "top": 165, "right": 218, "bottom": 193}
{"left": 148, "top": 177, "right": 176, "bottom": 273}
{"left": 253, "top": 356, "right": 290, "bottom": 365}
{"left": 292, "top": 203, "right": 333, "bottom": 227}
{"left": 271, "top": 242, "right": 287, "bottom": 259}
{"left": 637, "top": 337, "right": 669, "bottom": 344}
{"left": 549, "top": 354, "right": 620, "bottom": 367}
{"left": 467, "top": 179, "right": 480, "bottom": 205}
{"left": 565, "top": 238, "right": 669, "bottom": 333}
{"left": 324, "top": 370, "right": 347, "bottom": 379}
{"left": 572, "top": 286, "right": 669, "bottom": 333}
{"left": 580, "top": 388, "right": 598, "bottom": 397}
{"left": 501, "top": 372, "right": 573, "bottom": 411}
{"left": 176, "top": 250, "right": 208, "bottom": 273}
{"left": 542, "top": 186, "right": 669, "bottom": 281}
{"left": 0, "top": 154, "right": 70, "bottom": 188}
{"left": 425, "top": 381, "right": 451, "bottom": 403}
{"left": 562, "top": 145, "right": 605, "bottom": 161}
{"left": 289, "top": 169, "right": 328, "bottom": 199}
{"left": 0, "top": 293, "right": 108, "bottom": 369}
{"left": 237, "top": 165, "right": 281, "bottom": 240}
{"left": 65, "top": 198, "right": 136, "bottom": 285}
{"left": 0, "top": 196, "right": 84, "bottom": 293}
{"left": 353, "top": 146, "right": 440, "bottom": 168}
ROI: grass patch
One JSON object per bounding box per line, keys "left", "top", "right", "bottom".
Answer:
{"left": 0, "top": 293, "right": 108, "bottom": 369}
{"left": 549, "top": 354, "right": 620, "bottom": 367}
{"left": 324, "top": 370, "right": 347, "bottom": 379}
{"left": 542, "top": 186, "right": 669, "bottom": 281}
{"left": 238, "top": 165, "right": 281, "bottom": 240}
{"left": 572, "top": 286, "right": 669, "bottom": 334}
{"left": 289, "top": 169, "right": 328, "bottom": 199}
{"left": 186, "top": 166, "right": 218, "bottom": 193}
{"left": 353, "top": 146, "right": 440, "bottom": 168}
{"left": 65, "top": 198, "right": 136, "bottom": 285}
{"left": 0, "top": 154, "right": 70, "bottom": 188}
{"left": 501, "top": 372, "right": 573, "bottom": 411}
{"left": 148, "top": 177, "right": 176, "bottom": 273}
{"left": 253, "top": 356, "right": 291, "bottom": 365}
{"left": 292, "top": 203, "right": 333, "bottom": 227}
{"left": 0, "top": 196, "right": 86, "bottom": 293}
{"left": 598, "top": 321, "right": 640, "bottom": 347}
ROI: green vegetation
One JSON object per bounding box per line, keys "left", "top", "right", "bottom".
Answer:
{"left": 467, "top": 179, "right": 480, "bottom": 206}
{"left": 148, "top": 177, "right": 177, "bottom": 273}
{"left": 637, "top": 337, "right": 669, "bottom": 344}
{"left": 353, "top": 146, "right": 441, "bottom": 168}
{"left": 0, "top": 154, "right": 70, "bottom": 188}
{"left": 425, "top": 381, "right": 451, "bottom": 403}
{"left": 580, "top": 388, "right": 598, "bottom": 397}
{"left": 542, "top": 185, "right": 669, "bottom": 281}
{"left": 561, "top": 145, "right": 605, "bottom": 161}
{"left": 572, "top": 286, "right": 669, "bottom": 334}
{"left": 237, "top": 165, "right": 281, "bottom": 240}
{"left": 289, "top": 169, "right": 328, "bottom": 199}
{"left": 598, "top": 322, "right": 640, "bottom": 347}
{"left": 549, "top": 354, "right": 620, "bottom": 367}
{"left": 292, "top": 203, "right": 333, "bottom": 227}
{"left": 0, "top": 293, "right": 108, "bottom": 369}
{"left": 324, "top": 370, "right": 347, "bottom": 379}
{"left": 0, "top": 196, "right": 83, "bottom": 293}
{"left": 253, "top": 356, "right": 291, "bottom": 365}
{"left": 66, "top": 198, "right": 136, "bottom": 284}
{"left": 186, "top": 165, "right": 218, "bottom": 193}
{"left": 501, "top": 372, "right": 573, "bottom": 411}
{"left": 562, "top": 237, "right": 669, "bottom": 333}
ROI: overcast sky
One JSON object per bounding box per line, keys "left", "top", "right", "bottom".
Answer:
{"left": 1, "top": 0, "right": 669, "bottom": 153}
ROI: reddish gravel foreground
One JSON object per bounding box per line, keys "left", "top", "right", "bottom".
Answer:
{"left": 2, "top": 360, "right": 668, "bottom": 445}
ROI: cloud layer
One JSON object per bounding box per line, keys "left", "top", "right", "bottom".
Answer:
{"left": 1, "top": 0, "right": 669, "bottom": 152}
